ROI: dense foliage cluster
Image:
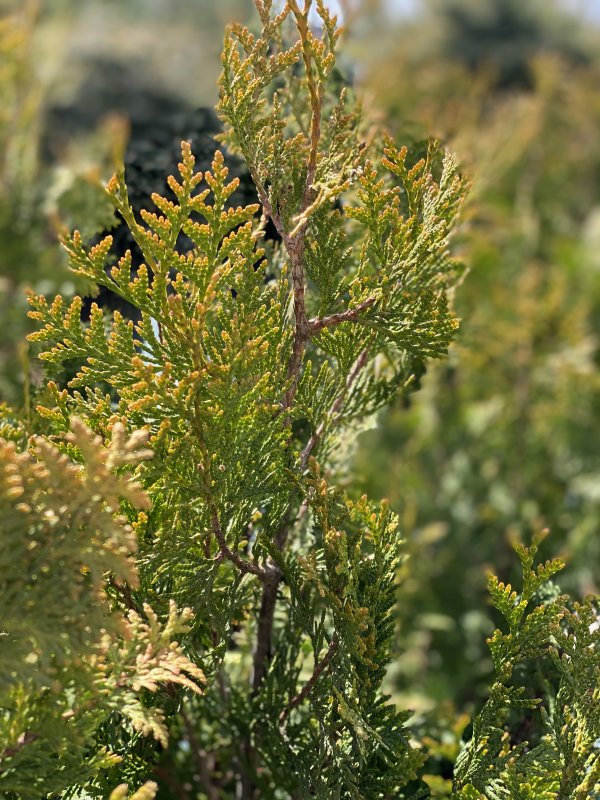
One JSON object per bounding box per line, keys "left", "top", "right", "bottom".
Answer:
{"left": 454, "top": 532, "right": 599, "bottom": 799}
{"left": 0, "top": 418, "right": 204, "bottom": 798}
{"left": 0, "top": 1, "right": 598, "bottom": 798}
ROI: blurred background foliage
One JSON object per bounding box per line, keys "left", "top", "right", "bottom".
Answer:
{"left": 354, "top": 0, "right": 600, "bottom": 717}
{"left": 1, "top": 0, "right": 600, "bottom": 790}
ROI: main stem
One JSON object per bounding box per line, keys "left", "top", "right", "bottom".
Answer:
{"left": 242, "top": 11, "right": 324, "bottom": 795}
{"left": 242, "top": 153, "right": 314, "bottom": 800}
{"left": 250, "top": 235, "right": 308, "bottom": 693}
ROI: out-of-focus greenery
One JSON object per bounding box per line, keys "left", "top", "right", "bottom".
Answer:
{"left": 421, "top": 0, "right": 591, "bottom": 88}
{"left": 356, "top": 0, "right": 600, "bottom": 712}
{"left": 0, "top": 2, "right": 122, "bottom": 406}
{"left": 0, "top": 3, "right": 62, "bottom": 406}
{"left": 36, "top": 0, "right": 255, "bottom": 108}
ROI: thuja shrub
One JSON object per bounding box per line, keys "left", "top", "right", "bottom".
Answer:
{"left": 18, "top": 1, "right": 466, "bottom": 795}
{"left": 6, "top": 1, "right": 598, "bottom": 798}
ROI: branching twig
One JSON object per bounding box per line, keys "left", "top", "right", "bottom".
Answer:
{"left": 0, "top": 732, "right": 39, "bottom": 765}
{"left": 243, "top": 7, "right": 337, "bottom": 795}
{"left": 279, "top": 635, "right": 338, "bottom": 725}
{"left": 246, "top": 150, "right": 309, "bottom": 415}
{"left": 210, "top": 507, "right": 267, "bottom": 580}
{"left": 308, "top": 296, "right": 376, "bottom": 334}
{"left": 192, "top": 399, "right": 266, "bottom": 580}
{"left": 290, "top": 0, "right": 323, "bottom": 215}
{"left": 250, "top": 350, "right": 369, "bottom": 698}
{"left": 249, "top": 168, "right": 287, "bottom": 243}
{"left": 251, "top": 343, "right": 368, "bottom": 703}
{"left": 300, "top": 347, "right": 369, "bottom": 469}
{"left": 282, "top": 0, "right": 326, "bottom": 411}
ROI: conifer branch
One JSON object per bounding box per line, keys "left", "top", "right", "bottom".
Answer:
{"left": 282, "top": 0, "right": 328, "bottom": 409}
{"left": 279, "top": 634, "right": 338, "bottom": 725}
{"left": 192, "top": 396, "right": 266, "bottom": 579}
{"left": 0, "top": 732, "right": 39, "bottom": 764}
{"left": 308, "top": 296, "right": 377, "bottom": 334}
{"left": 21, "top": 0, "right": 472, "bottom": 793}
{"left": 300, "top": 347, "right": 369, "bottom": 468}
{"left": 248, "top": 168, "right": 287, "bottom": 242}
{"left": 246, "top": 0, "right": 322, "bottom": 707}
{"left": 251, "top": 350, "right": 370, "bottom": 706}
{"left": 251, "top": 564, "right": 283, "bottom": 692}
{"left": 246, "top": 161, "right": 308, "bottom": 416}
{"left": 210, "top": 506, "right": 267, "bottom": 580}
{"left": 289, "top": 0, "right": 323, "bottom": 216}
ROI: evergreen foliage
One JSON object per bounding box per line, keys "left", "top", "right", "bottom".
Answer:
{"left": 2, "top": 1, "right": 599, "bottom": 798}
{"left": 0, "top": 417, "right": 204, "bottom": 798}
{"left": 454, "top": 531, "right": 599, "bottom": 799}
{"left": 21, "top": 1, "right": 468, "bottom": 795}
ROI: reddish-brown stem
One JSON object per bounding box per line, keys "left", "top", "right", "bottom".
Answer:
{"left": 251, "top": 565, "right": 282, "bottom": 691}
{"left": 0, "top": 732, "right": 39, "bottom": 765}
{"left": 300, "top": 347, "right": 369, "bottom": 469}
{"left": 240, "top": 8, "right": 334, "bottom": 798}
{"left": 210, "top": 507, "right": 267, "bottom": 580}
{"left": 308, "top": 296, "right": 376, "bottom": 334}
{"left": 279, "top": 635, "right": 338, "bottom": 725}
{"left": 282, "top": 0, "right": 325, "bottom": 410}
